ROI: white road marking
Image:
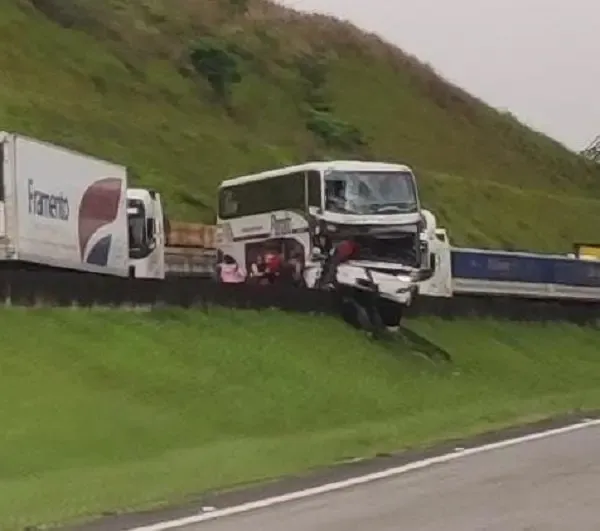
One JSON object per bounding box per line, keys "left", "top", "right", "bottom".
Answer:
{"left": 126, "top": 418, "right": 600, "bottom": 531}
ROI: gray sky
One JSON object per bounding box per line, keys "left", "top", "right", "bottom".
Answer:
{"left": 277, "top": 0, "right": 599, "bottom": 152}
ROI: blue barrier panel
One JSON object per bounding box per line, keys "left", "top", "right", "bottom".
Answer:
{"left": 451, "top": 249, "right": 554, "bottom": 283}
{"left": 552, "top": 258, "right": 600, "bottom": 287}
{"left": 452, "top": 247, "right": 600, "bottom": 290}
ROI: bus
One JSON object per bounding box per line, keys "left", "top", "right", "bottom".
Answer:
{"left": 215, "top": 160, "right": 428, "bottom": 296}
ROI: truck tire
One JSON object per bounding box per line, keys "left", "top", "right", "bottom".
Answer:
{"left": 336, "top": 286, "right": 371, "bottom": 330}
{"left": 339, "top": 297, "right": 361, "bottom": 329}
{"left": 377, "top": 298, "right": 403, "bottom": 328}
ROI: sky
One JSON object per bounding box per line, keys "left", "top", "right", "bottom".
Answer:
{"left": 277, "top": 0, "right": 599, "bottom": 152}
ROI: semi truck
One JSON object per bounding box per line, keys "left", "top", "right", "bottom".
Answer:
{"left": 0, "top": 131, "right": 220, "bottom": 279}
{"left": 0, "top": 131, "right": 166, "bottom": 278}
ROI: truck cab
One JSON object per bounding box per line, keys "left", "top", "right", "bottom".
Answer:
{"left": 311, "top": 162, "right": 428, "bottom": 307}
{"left": 126, "top": 188, "right": 165, "bottom": 279}
{"left": 418, "top": 223, "right": 453, "bottom": 297}
{"left": 320, "top": 162, "right": 424, "bottom": 273}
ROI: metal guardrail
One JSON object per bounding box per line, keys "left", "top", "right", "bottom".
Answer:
{"left": 452, "top": 278, "right": 600, "bottom": 301}
{"left": 164, "top": 245, "right": 600, "bottom": 301}
{"left": 451, "top": 247, "right": 600, "bottom": 301}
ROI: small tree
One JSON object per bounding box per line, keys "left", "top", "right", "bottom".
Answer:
{"left": 306, "top": 109, "right": 367, "bottom": 152}
{"left": 295, "top": 53, "right": 330, "bottom": 110}
{"left": 581, "top": 135, "right": 600, "bottom": 163}
{"left": 296, "top": 53, "right": 328, "bottom": 91}
{"left": 190, "top": 37, "right": 242, "bottom": 106}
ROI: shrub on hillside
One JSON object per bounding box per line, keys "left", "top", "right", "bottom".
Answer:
{"left": 294, "top": 52, "right": 368, "bottom": 153}
{"left": 306, "top": 109, "right": 366, "bottom": 151}
{"left": 295, "top": 52, "right": 331, "bottom": 111}
{"left": 189, "top": 37, "right": 242, "bottom": 106}
{"left": 28, "top": 0, "right": 99, "bottom": 29}
{"left": 227, "top": 0, "right": 249, "bottom": 15}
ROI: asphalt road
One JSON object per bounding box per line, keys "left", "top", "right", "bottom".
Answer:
{"left": 181, "top": 424, "right": 600, "bottom": 531}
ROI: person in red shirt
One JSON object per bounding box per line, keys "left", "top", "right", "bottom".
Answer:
{"left": 264, "top": 250, "right": 283, "bottom": 284}
{"left": 317, "top": 237, "right": 359, "bottom": 288}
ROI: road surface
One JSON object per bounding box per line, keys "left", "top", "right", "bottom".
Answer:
{"left": 179, "top": 423, "right": 600, "bottom": 531}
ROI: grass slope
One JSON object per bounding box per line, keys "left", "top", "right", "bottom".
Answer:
{"left": 0, "top": 306, "right": 599, "bottom": 529}
{"left": 1, "top": 0, "right": 599, "bottom": 251}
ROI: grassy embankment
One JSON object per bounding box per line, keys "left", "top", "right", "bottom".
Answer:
{"left": 1, "top": 0, "right": 599, "bottom": 251}
{"left": 1, "top": 306, "right": 599, "bottom": 530}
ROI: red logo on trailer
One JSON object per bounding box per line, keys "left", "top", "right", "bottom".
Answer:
{"left": 78, "top": 178, "right": 122, "bottom": 266}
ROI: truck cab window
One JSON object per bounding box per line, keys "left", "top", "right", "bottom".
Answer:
{"left": 324, "top": 170, "right": 418, "bottom": 215}
{"left": 325, "top": 179, "right": 346, "bottom": 211}
{"left": 127, "top": 199, "right": 151, "bottom": 258}
{"left": 307, "top": 170, "right": 322, "bottom": 209}
{"left": 146, "top": 218, "right": 155, "bottom": 240}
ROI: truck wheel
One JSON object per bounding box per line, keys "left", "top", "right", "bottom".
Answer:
{"left": 377, "top": 299, "right": 403, "bottom": 328}
{"left": 339, "top": 297, "right": 361, "bottom": 329}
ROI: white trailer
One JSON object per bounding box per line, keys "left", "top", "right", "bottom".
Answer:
{"left": 0, "top": 132, "right": 131, "bottom": 276}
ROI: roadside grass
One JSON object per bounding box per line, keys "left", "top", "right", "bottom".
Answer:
{"left": 0, "top": 306, "right": 599, "bottom": 530}
{"left": 1, "top": 0, "right": 599, "bottom": 250}
{"left": 419, "top": 171, "right": 600, "bottom": 251}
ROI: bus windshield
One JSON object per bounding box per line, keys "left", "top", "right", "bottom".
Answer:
{"left": 324, "top": 170, "right": 418, "bottom": 215}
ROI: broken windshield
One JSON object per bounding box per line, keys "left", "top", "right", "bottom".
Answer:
{"left": 324, "top": 170, "right": 418, "bottom": 215}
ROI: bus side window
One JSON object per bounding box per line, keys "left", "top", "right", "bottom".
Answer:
{"left": 270, "top": 172, "right": 305, "bottom": 212}
{"left": 219, "top": 188, "right": 239, "bottom": 218}
{"left": 307, "top": 170, "right": 321, "bottom": 209}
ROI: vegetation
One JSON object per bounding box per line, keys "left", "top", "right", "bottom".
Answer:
{"left": 2, "top": 5, "right": 598, "bottom": 529}
{"left": 0, "top": 306, "right": 598, "bottom": 530}
{"left": 1, "top": 0, "right": 598, "bottom": 251}
{"left": 189, "top": 37, "right": 243, "bottom": 109}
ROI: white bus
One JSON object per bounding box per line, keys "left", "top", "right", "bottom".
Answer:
{"left": 215, "top": 160, "right": 428, "bottom": 307}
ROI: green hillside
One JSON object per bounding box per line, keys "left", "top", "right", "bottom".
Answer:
{"left": 2, "top": 0, "right": 599, "bottom": 251}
